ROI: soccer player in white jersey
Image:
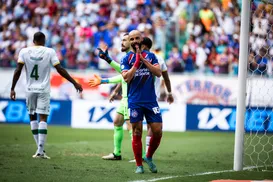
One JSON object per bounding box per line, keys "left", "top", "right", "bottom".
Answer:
{"left": 10, "top": 32, "right": 83, "bottom": 159}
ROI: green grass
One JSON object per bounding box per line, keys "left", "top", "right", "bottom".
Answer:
{"left": 0, "top": 124, "right": 272, "bottom": 182}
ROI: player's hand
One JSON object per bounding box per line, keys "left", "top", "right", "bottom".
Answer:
{"left": 97, "top": 47, "right": 112, "bottom": 64}
{"left": 74, "top": 83, "right": 83, "bottom": 93}
{"left": 10, "top": 90, "right": 16, "bottom": 101}
{"left": 167, "top": 94, "right": 174, "bottom": 104}
{"left": 135, "top": 44, "right": 140, "bottom": 53}
{"left": 136, "top": 46, "right": 144, "bottom": 62}
{"left": 109, "top": 92, "right": 117, "bottom": 103}
{"left": 88, "top": 74, "right": 102, "bottom": 87}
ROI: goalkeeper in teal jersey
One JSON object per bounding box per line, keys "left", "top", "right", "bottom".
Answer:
{"left": 89, "top": 33, "right": 138, "bottom": 160}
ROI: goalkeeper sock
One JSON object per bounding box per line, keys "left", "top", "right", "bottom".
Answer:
{"left": 30, "top": 120, "right": 39, "bottom": 147}
{"left": 132, "top": 135, "right": 142, "bottom": 166}
{"left": 38, "top": 121, "right": 47, "bottom": 154}
{"left": 113, "top": 126, "right": 123, "bottom": 156}
{"left": 146, "top": 134, "right": 162, "bottom": 159}
{"left": 145, "top": 136, "right": 151, "bottom": 154}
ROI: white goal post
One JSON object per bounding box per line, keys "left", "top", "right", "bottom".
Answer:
{"left": 233, "top": 0, "right": 251, "bottom": 171}
{"left": 234, "top": 0, "right": 273, "bottom": 171}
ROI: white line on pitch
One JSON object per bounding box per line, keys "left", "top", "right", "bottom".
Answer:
{"left": 128, "top": 166, "right": 271, "bottom": 182}
{"left": 128, "top": 169, "right": 234, "bottom": 182}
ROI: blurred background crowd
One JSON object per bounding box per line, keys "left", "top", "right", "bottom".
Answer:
{"left": 0, "top": 0, "right": 273, "bottom": 76}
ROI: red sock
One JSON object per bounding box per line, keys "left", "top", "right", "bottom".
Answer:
{"left": 146, "top": 135, "right": 162, "bottom": 159}
{"left": 132, "top": 135, "right": 142, "bottom": 166}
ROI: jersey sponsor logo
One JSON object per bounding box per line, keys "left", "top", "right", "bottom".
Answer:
{"left": 152, "top": 107, "right": 160, "bottom": 114}
{"left": 30, "top": 57, "right": 43, "bottom": 61}
{"left": 135, "top": 68, "right": 150, "bottom": 76}
{"left": 28, "top": 88, "right": 45, "bottom": 92}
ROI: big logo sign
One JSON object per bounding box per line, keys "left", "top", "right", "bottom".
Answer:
{"left": 0, "top": 99, "right": 71, "bottom": 125}
{"left": 186, "top": 104, "right": 273, "bottom": 132}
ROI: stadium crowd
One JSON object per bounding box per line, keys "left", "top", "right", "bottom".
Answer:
{"left": 0, "top": 0, "right": 273, "bottom": 76}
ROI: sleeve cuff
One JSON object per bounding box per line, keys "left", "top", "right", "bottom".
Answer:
{"left": 53, "top": 62, "right": 60, "bottom": 66}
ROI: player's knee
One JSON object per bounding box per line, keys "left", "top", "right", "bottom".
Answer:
{"left": 132, "top": 127, "right": 142, "bottom": 136}
{"left": 153, "top": 129, "right": 162, "bottom": 137}
{"left": 114, "top": 119, "right": 123, "bottom": 126}
{"left": 152, "top": 126, "right": 162, "bottom": 137}
{"left": 29, "top": 113, "right": 37, "bottom": 121}
{"left": 114, "top": 115, "right": 124, "bottom": 126}
{"left": 147, "top": 127, "right": 153, "bottom": 136}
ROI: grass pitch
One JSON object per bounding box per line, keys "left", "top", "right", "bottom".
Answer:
{"left": 0, "top": 124, "right": 272, "bottom": 182}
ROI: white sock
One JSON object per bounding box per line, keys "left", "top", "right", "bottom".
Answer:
{"left": 38, "top": 121, "right": 47, "bottom": 154}
{"left": 146, "top": 136, "right": 151, "bottom": 154}
{"left": 30, "top": 120, "right": 39, "bottom": 147}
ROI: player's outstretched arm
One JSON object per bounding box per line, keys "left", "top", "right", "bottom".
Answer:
{"left": 10, "top": 63, "right": 24, "bottom": 100}
{"left": 140, "top": 54, "right": 162, "bottom": 77}
{"left": 109, "top": 83, "right": 122, "bottom": 103}
{"left": 55, "top": 64, "right": 83, "bottom": 93}
{"left": 97, "top": 48, "right": 121, "bottom": 73}
{"left": 110, "top": 61, "right": 121, "bottom": 73}
{"left": 88, "top": 74, "right": 122, "bottom": 87}
{"left": 162, "top": 71, "right": 174, "bottom": 104}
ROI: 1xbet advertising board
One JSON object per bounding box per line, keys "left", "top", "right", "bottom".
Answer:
{"left": 186, "top": 104, "right": 273, "bottom": 132}
{"left": 71, "top": 100, "right": 186, "bottom": 132}
{"left": 0, "top": 98, "right": 71, "bottom": 125}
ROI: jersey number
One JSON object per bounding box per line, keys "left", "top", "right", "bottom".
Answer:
{"left": 30, "top": 65, "right": 39, "bottom": 80}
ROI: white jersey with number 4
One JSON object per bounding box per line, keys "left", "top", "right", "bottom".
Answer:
{"left": 154, "top": 55, "right": 168, "bottom": 99}
{"left": 18, "top": 46, "right": 60, "bottom": 93}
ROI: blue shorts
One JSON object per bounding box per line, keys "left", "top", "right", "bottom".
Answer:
{"left": 129, "top": 102, "right": 162, "bottom": 123}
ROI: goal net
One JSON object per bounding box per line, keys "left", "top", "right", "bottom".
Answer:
{"left": 243, "top": 0, "right": 273, "bottom": 171}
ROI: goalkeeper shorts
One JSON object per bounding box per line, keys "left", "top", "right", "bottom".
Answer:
{"left": 116, "top": 98, "right": 129, "bottom": 121}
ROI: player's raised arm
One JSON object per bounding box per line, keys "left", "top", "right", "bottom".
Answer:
{"left": 140, "top": 53, "right": 161, "bottom": 77}
{"left": 97, "top": 48, "right": 121, "bottom": 73}
{"left": 121, "top": 53, "right": 140, "bottom": 83}
{"left": 109, "top": 83, "right": 122, "bottom": 103}
{"left": 88, "top": 74, "right": 122, "bottom": 87}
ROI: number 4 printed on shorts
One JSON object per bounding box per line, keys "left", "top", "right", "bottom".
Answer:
{"left": 30, "top": 65, "right": 39, "bottom": 80}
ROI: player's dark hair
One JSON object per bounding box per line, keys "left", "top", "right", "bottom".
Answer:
{"left": 33, "top": 32, "right": 46, "bottom": 45}
{"left": 142, "top": 37, "right": 153, "bottom": 49}
{"left": 123, "top": 32, "right": 129, "bottom": 36}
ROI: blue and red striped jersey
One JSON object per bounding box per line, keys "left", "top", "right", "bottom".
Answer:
{"left": 120, "top": 50, "right": 159, "bottom": 103}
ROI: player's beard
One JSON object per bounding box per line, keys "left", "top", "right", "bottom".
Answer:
{"left": 131, "top": 42, "right": 142, "bottom": 52}
{"left": 121, "top": 45, "right": 129, "bottom": 52}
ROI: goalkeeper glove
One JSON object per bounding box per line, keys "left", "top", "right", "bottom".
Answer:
{"left": 97, "top": 48, "right": 112, "bottom": 64}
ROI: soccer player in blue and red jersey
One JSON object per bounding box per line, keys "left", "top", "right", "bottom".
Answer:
{"left": 121, "top": 30, "right": 162, "bottom": 174}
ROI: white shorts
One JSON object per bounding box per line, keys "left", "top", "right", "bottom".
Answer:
{"left": 26, "top": 92, "right": 50, "bottom": 115}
